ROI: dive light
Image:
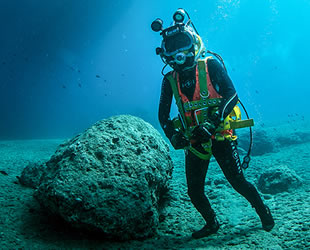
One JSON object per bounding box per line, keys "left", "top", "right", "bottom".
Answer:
{"left": 173, "top": 8, "right": 186, "bottom": 23}
{"left": 151, "top": 18, "right": 163, "bottom": 32}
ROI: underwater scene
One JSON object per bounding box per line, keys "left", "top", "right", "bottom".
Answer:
{"left": 0, "top": 0, "right": 310, "bottom": 249}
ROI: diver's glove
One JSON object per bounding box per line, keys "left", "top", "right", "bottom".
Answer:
{"left": 192, "top": 123, "right": 215, "bottom": 143}
{"left": 170, "top": 131, "right": 190, "bottom": 150}
{"left": 192, "top": 111, "right": 222, "bottom": 142}
{"left": 208, "top": 110, "right": 222, "bottom": 128}
{"left": 190, "top": 110, "right": 223, "bottom": 144}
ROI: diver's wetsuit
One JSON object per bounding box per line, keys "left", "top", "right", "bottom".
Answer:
{"left": 158, "top": 58, "right": 267, "bottom": 223}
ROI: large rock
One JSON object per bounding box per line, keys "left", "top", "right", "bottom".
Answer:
{"left": 277, "top": 131, "right": 310, "bottom": 147}
{"left": 34, "top": 115, "right": 173, "bottom": 240}
{"left": 257, "top": 165, "right": 303, "bottom": 194}
{"left": 237, "top": 128, "right": 276, "bottom": 156}
{"left": 238, "top": 126, "right": 310, "bottom": 156}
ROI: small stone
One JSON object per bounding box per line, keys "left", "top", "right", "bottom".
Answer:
{"left": 0, "top": 170, "right": 8, "bottom": 175}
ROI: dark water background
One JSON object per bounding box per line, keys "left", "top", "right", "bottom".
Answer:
{"left": 0, "top": 0, "right": 309, "bottom": 139}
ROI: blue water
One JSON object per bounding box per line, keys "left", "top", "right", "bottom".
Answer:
{"left": 1, "top": 0, "right": 309, "bottom": 139}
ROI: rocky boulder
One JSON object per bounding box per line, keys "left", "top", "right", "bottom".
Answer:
{"left": 257, "top": 165, "right": 303, "bottom": 194}
{"left": 277, "top": 131, "right": 310, "bottom": 147}
{"left": 18, "top": 161, "right": 45, "bottom": 188}
{"left": 34, "top": 115, "right": 173, "bottom": 240}
{"left": 237, "top": 128, "right": 276, "bottom": 156}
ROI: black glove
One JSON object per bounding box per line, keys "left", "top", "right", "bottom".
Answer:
{"left": 208, "top": 110, "right": 221, "bottom": 128}
{"left": 191, "top": 123, "right": 214, "bottom": 143}
{"left": 191, "top": 110, "right": 222, "bottom": 142}
{"left": 170, "top": 131, "right": 190, "bottom": 150}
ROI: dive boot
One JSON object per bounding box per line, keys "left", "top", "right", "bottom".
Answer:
{"left": 192, "top": 218, "right": 220, "bottom": 239}
{"left": 257, "top": 205, "right": 275, "bottom": 232}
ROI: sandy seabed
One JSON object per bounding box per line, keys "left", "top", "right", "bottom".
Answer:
{"left": 0, "top": 135, "right": 310, "bottom": 250}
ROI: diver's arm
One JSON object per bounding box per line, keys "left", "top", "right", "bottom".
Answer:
{"left": 207, "top": 58, "right": 238, "bottom": 121}
{"left": 158, "top": 75, "right": 175, "bottom": 140}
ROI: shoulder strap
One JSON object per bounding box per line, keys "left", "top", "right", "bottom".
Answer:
{"left": 167, "top": 73, "right": 188, "bottom": 129}
{"left": 198, "top": 57, "right": 212, "bottom": 99}
{"left": 167, "top": 73, "right": 181, "bottom": 109}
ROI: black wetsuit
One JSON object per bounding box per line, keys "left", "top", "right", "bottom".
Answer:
{"left": 158, "top": 58, "right": 267, "bottom": 223}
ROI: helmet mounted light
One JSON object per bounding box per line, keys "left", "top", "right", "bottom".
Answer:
{"left": 151, "top": 18, "right": 163, "bottom": 32}
{"left": 173, "top": 8, "right": 186, "bottom": 23}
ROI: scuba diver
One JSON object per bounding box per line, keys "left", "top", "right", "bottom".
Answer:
{"left": 151, "top": 9, "right": 275, "bottom": 239}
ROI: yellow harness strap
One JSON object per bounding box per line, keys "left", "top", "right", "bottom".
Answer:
{"left": 197, "top": 59, "right": 210, "bottom": 98}
{"left": 167, "top": 74, "right": 188, "bottom": 131}
{"left": 188, "top": 145, "right": 212, "bottom": 160}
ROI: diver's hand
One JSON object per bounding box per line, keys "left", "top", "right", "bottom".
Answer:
{"left": 191, "top": 123, "right": 215, "bottom": 142}
{"left": 208, "top": 110, "right": 221, "bottom": 128}
{"left": 170, "top": 132, "right": 190, "bottom": 150}
{"left": 191, "top": 110, "right": 222, "bottom": 143}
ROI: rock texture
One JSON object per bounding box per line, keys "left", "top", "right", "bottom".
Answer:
{"left": 18, "top": 161, "right": 45, "bottom": 188}
{"left": 34, "top": 115, "right": 173, "bottom": 240}
{"left": 277, "top": 131, "right": 310, "bottom": 147}
{"left": 237, "top": 127, "right": 310, "bottom": 157}
{"left": 237, "top": 129, "right": 276, "bottom": 156}
{"left": 257, "top": 165, "right": 303, "bottom": 194}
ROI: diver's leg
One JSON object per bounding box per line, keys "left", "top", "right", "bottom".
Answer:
{"left": 212, "top": 139, "right": 275, "bottom": 231}
{"left": 185, "top": 150, "right": 219, "bottom": 238}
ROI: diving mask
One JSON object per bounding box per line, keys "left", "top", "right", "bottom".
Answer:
{"left": 161, "top": 29, "right": 194, "bottom": 57}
